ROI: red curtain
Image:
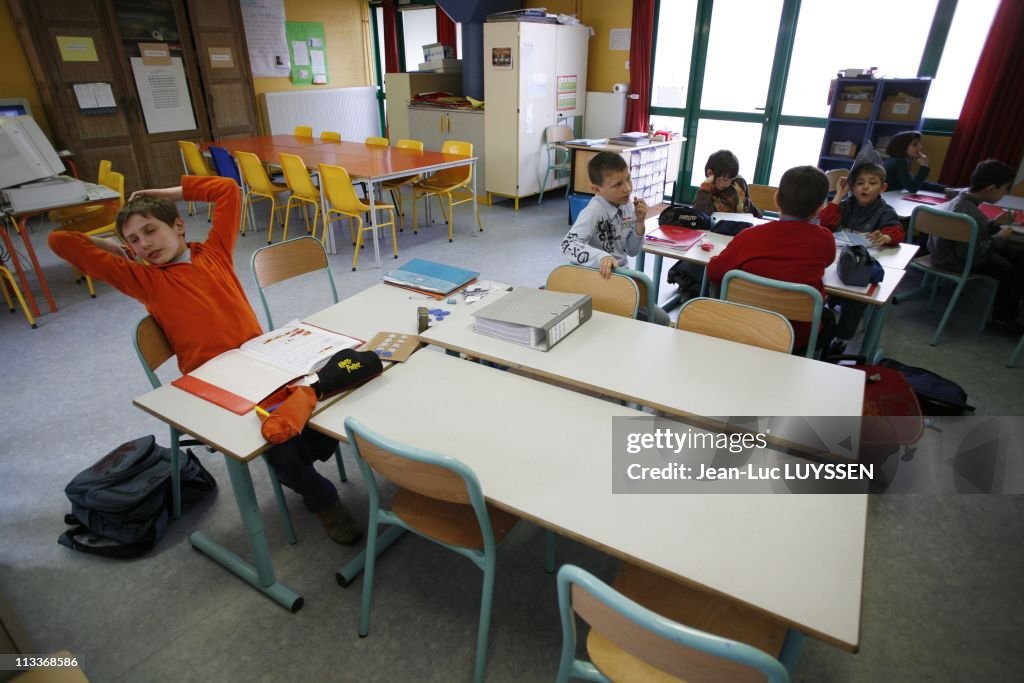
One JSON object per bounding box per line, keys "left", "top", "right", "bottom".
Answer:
{"left": 939, "top": 0, "right": 1024, "bottom": 186}
{"left": 382, "top": 0, "right": 400, "bottom": 73}
{"left": 624, "top": 0, "right": 655, "bottom": 133}
{"left": 436, "top": 6, "right": 458, "bottom": 56}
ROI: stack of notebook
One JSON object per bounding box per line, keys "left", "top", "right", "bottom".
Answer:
{"left": 383, "top": 258, "right": 479, "bottom": 297}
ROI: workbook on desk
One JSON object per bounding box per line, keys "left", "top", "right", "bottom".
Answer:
{"left": 471, "top": 288, "right": 592, "bottom": 351}
{"left": 172, "top": 321, "right": 362, "bottom": 414}
{"left": 644, "top": 225, "right": 704, "bottom": 249}
{"left": 383, "top": 258, "right": 479, "bottom": 296}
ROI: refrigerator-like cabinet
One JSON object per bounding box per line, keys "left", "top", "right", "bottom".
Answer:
{"left": 484, "top": 22, "right": 589, "bottom": 206}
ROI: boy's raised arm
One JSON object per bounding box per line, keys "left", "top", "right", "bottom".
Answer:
{"left": 182, "top": 175, "right": 241, "bottom": 256}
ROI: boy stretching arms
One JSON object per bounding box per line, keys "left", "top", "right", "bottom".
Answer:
{"left": 933, "top": 159, "right": 1024, "bottom": 334}
{"left": 819, "top": 162, "right": 904, "bottom": 353}
{"left": 707, "top": 166, "right": 835, "bottom": 354}
{"left": 560, "top": 152, "right": 670, "bottom": 324}
{"left": 48, "top": 175, "right": 362, "bottom": 545}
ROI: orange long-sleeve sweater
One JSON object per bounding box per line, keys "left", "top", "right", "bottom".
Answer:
{"left": 48, "top": 175, "right": 262, "bottom": 374}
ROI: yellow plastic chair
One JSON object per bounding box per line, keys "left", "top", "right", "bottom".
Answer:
{"left": 235, "top": 151, "right": 290, "bottom": 243}
{"left": 0, "top": 265, "right": 37, "bottom": 328}
{"left": 294, "top": 125, "right": 313, "bottom": 138}
{"left": 320, "top": 131, "right": 341, "bottom": 142}
{"left": 319, "top": 163, "right": 398, "bottom": 270}
{"left": 278, "top": 152, "right": 322, "bottom": 242}
{"left": 411, "top": 139, "right": 483, "bottom": 242}
{"left": 676, "top": 297, "right": 794, "bottom": 353}
{"left": 380, "top": 139, "right": 424, "bottom": 230}
{"left": 364, "top": 136, "right": 389, "bottom": 147}
{"left": 57, "top": 170, "right": 125, "bottom": 298}
{"left": 177, "top": 141, "right": 214, "bottom": 219}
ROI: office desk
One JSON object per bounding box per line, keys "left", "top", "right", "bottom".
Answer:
{"left": 311, "top": 351, "right": 867, "bottom": 652}
{"left": 209, "top": 137, "right": 478, "bottom": 268}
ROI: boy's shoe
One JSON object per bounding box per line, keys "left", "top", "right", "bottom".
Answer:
{"left": 316, "top": 500, "right": 363, "bottom": 545}
{"left": 988, "top": 318, "right": 1024, "bottom": 335}
{"left": 827, "top": 339, "right": 848, "bottom": 357}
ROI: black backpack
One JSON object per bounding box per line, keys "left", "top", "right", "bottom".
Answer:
{"left": 59, "top": 436, "right": 216, "bottom": 558}
{"left": 658, "top": 204, "right": 713, "bottom": 231}
{"left": 878, "top": 359, "right": 974, "bottom": 415}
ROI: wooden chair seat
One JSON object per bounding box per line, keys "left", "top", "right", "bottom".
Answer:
{"left": 586, "top": 629, "right": 686, "bottom": 683}
{"left": 392, "top": 487, "right": 519, "bottom": 549}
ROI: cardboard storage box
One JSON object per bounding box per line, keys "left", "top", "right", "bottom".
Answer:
{"left": 836, "top": 99, "right": 872, "bottom": 119}
{"left": 417, "top": 59, "right": 462, "bottom": 73}
{"left": 830, "top": 140, "right": 858, "bottom": 157}
{"left": 422, "top": 43, "right": 454, "bottom": 62}
{"left": 879, "top": 96, "right": 922, "bottom": 122}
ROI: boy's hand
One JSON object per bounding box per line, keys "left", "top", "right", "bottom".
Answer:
{"left": 128, "top": 186, "right": 184, "bottom": 203}
{"left": 994, "top": 211, "right": 1013, "bottom": 226}
{"left": 633, "top": 197, "right": 648, "bottom": 231}
{"left": 598, "top": 255, "right": 617, "bottom": 279}
{"left": 833, "top": 176, "right": 849, "bottom": 203}
{"left": 996, "top": 226, "right": 1013, "bottom": 239}
{"left": 867, "top": 230, "right": 891, "bottom": 246}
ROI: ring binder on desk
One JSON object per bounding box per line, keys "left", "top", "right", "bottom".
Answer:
{"left": 471, "top": 288, "right": 592, "bottom": 351}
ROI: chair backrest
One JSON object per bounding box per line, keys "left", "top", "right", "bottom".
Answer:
{"left": 294, "top": 125, "right": 313, "bottom": 138}
{"left": 251, "top": 236, "right": 339, "bottom": 329}
{"left": 556, "top": 564, "right": 790, "bottom": 683}
{"left": 320, "top": 130, "right": 342, "bottom": 142}
{"left": 428, "top": 139, "right": 473, "bottom": 186}
{"left": 748, "top": 184, "right": 779, "bottom": 214}
{"left": 613, "top": 266, "right": 661, "bottom": 323}
{"left": 907, "top": 205, "right": 977, "bottom": 244}
{"left": 96, "top": 159, "right": 112, "bottom": 186}
{"left": 105, "top": 171, "right": 125, "bottom": 206}
{"left": 824, "top": 168, "right": 849, "bottom": 193}
{"left": 545, "top": 124, "right": 574, "bottom": 145}
{"left": 546, "top": 264, "right": 640, "bottom": 319}
{"left": 396, "top": 138, "right": 424, "bottom": 151}
{"left": 344, "top": 416, "right": 499, "bottom": 548}
{"left": 133, "top": 316, "right": 175, "bottom": 389}
{"left": 208, "top": 145, "right": 241, "bottom": 186}
{"left": 318, "top": 163, "right": 366, "bottom": 214}
{"left": 235, "top": 150, "right": 279, "bottom": 195}
{"left": 720, "top": 270, "right": 822, "bottom": 358}
{"left": 177, "top": 140, "right": 212, "bottom": 177}
{"left": 279, "top": 152, "right": 320, "bottom": 200}
{"left": 365, "top": 136, "right": 389, "bottom": 147}
{"left": 677, "top": 297, "right": 794, "bottom": 353}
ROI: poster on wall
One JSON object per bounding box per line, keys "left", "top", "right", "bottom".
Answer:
{"left": 491, "top": 47, "right": 512, "bottom": 69}
{"left": 557, "top": 75, "right": 578, "bottom": 110}
{"left": 129, "top": 57, "right": 197, "bottom": 134}
{"left": 240, "top": 0, "right": 290, "bottom": 77}
{"left": 285, "top": 22, "right": 328, "bottom": 85}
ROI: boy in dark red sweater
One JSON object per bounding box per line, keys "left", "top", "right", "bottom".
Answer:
{"left": 48, "top": 176, "right": 361, "bottom": 545}
{"left": 707, "top": 166, "right": 834, "bottom": 353}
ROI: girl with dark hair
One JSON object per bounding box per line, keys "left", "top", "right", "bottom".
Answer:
{"left": 883, "top": 131, "right": 930, "bottom": 192}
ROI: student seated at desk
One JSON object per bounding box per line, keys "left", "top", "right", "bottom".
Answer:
{"left": 706, "top": 165, "right": 836, "bottom": 355}
{"left": 560, "top": 151, "right": 670, "bottom": 324}
{"left": 819, "top": 156, "right": 904, "bottom": 354}
{"left": 934, "top": 159, "right": 1024, "bottom": 334}
{"left": 48, "top": 175, "right": 362, "bottom": 545}
{"left": 884, "top": 131, "right": 934, "bottom": 193}
{"left": 692, "top": 149, "right": 762, "bottom": 217}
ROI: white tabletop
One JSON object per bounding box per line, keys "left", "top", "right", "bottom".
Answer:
{"left": 311, "top": 351, "right": 866, "bottom": 651}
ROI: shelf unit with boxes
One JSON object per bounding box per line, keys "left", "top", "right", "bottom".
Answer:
{"left": 566, "top": 139, "right": 679, "bottom": 223}
{"left": 818, "top": 77, "right": 931, "bottom": 172}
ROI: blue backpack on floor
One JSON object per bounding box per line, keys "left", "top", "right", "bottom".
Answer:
{"left": 59, "top": 435, "right": 216, "bottom": 558}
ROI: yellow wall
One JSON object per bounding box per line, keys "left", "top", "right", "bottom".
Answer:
{"left": 0, "top": 2, "right": 50, "bottom": 137}
{"left": 252, "top": 0, "right": 372, "bottom": 97}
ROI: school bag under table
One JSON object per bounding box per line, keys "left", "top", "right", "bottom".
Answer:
{"left": 59, "top": 435, "right": 216, "bottom": 558}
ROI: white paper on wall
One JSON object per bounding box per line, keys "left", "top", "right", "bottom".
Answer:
{"left": 130, "top": 57, "right": 197, "bottom": 134}
{"left": 240, "top": 0, "right": 290, "bottom": 77}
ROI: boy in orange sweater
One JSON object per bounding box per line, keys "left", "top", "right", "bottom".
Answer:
{"left": 48, "top": 175, "right": 361, "bottom": 545}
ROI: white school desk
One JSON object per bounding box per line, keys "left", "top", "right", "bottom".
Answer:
{"left": 883, "top": 189, "right": 1024, "bottom": 217}
{"left": 310, "top": 351, "right": 867, "bottom": 652}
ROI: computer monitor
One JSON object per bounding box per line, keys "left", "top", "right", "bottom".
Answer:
{"left": 0, "top": 115, "right": 65, "bottom": 189}
{"left": 0, "top": 98, "right": 32, "bottom": 119}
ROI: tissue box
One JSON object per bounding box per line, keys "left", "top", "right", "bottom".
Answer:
{"left": 830, "top": 140, "right": 858, "bottom": 158}
{"left": 879, "top": 96, "right": 922, "bottom": 122}
{"left": 422, "top": 43, "right": 454, "bottom": 62}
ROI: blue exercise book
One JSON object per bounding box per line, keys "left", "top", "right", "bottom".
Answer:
{"left": 383, "top": 259, "right": 480, "bottom": 295}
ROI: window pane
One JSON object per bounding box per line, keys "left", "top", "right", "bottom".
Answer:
{"left": 923, "top": 0, "right": 999, "bottom": 120}
{"left": 701, "top": 0, "right": 783, "bottom": 112}
{"left": 782, "top": 0, "right": 937, "bottom": 117}
{"left": 769, "top": 126, "right": 826, "bottom": 186}
{"left": 375, "top": 7, "right": 385, "bottom": 88}
{"left": 650, "top": 1, "right": 698, "bottom": 109}
{"left": 402, "top": 7, "right": 436, "bottom": 71}
{"left": 688, "top": 119, "right": 762, "bottom": 187}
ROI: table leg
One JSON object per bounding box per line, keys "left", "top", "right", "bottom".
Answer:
{"left": 1, "top": 218, "right": 41, "bottom": 317}
{"left": 367, "top": 179, "right": 382, "bottom": 269}
{"left": 188, "top": 455, "right": 303, "bottom": 611}
{"left": 860, "top": 298, "right": 892, "bottom": 364}
{"left": 335, "top": 525, "right": 405, "bottom": 588}
{"left": 652, "top": 255, "right": 664, "bottom": 298}
{"left": 472, "top": 159, "right": 481, "bottom": 234}
{"left": 17, "top": 217, "right": 57, "bottom": 313}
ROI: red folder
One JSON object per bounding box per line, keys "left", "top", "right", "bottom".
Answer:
{"left": 645, "top": 226, "right": 705, "bottom": 250}
{"left": 902, "top": 193, "right": 945, "bottom": 206}
{"left": 979, "top": 203, "right": 1008, "bottom": 221}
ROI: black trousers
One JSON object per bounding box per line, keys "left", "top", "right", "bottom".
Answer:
{"left": 264, "top": 428, "right": 339, "bottom": 514}
{"left": 977, "top": 239, "right": 1024, "bottom": 321}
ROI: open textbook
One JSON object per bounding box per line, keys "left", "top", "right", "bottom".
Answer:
{"left": 172, "top": 321, "right": 362, "bottom": 414}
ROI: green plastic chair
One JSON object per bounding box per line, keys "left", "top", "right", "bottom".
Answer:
{"left": 614, "top": 266, "right": 668, "bottom": 325}
{"left": 538, "top": 124, "right": 573, "bottom": 204}
{"left": 131, "top": 316, "right": 298, "bottom": 539}
{"left": 555, "top": 564, "right": 794, "bottom": 683}
{"left": 721, "top": 270, "right": 824, "bottom": 359}
{"left": 894, "top": 205, "right": 998, "bottom": 346}
{"left": 344, "top": 416, "right": 520, "bottom": 683}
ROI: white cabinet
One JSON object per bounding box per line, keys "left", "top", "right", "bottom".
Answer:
{"left": 484, "top": 22, "right": 589, "bottom": 206}
{"left": 408, "top": 107, "right": 486, "bottom": 196}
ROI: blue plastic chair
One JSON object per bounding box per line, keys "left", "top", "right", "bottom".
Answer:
{"left": 208, "top": 145, "right": 241, "bottom": 186}
{"left": 344, "top": 417, "right": 520, "bottom": 683}
{"left": 721, "top": 270, "right": 823, "bottom": 358}
{"left": 131, "top": 316, "right": 298, "bottom": 540}
{"left": 893, "top": 205, "right": 998, "bottom": 346}
{"left": 555, "top": 564, "right": 794, "bottom": 683}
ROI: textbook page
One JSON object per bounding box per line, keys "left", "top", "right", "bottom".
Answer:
{"left": 239, "top": 321, "right": 361, "bottom": 376}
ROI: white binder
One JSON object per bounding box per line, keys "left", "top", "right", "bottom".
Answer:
{"left": 471, "top": 288, "right": 592, "bottom": 351}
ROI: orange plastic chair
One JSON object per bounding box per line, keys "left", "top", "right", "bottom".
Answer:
{"left": 380, "top": 139, "right": 424, "bottom": 230}
{"left": 319, "top": 163, "right": 398, "bottom": 270}
{"left": 177, "top": 141, "right": 214, "bottom": 219}
{"left": 320, "top": 131, "right": 342, "bottom": 142}
{"left": 235, "top": 151, "right": 290, "bottom": 243}
{"left": 411, "top": 140, "right": 482, "bottom": 241}
{"left": 294, "top": 125, "right": 313, "bottom": 138}
{"left": 279, "top": 153, "right": 322, "bottom": 241}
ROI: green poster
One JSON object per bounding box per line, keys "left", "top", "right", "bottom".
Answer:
{"left": 285, "top": 21, "right": 328, "bottom": 85}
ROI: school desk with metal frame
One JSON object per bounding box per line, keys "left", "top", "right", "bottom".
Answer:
{"left": 309, "top": 350, "right": 868, "bottom": 654}
{"left": 883, "top": 189, "right": 1024, "bottom": 218}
